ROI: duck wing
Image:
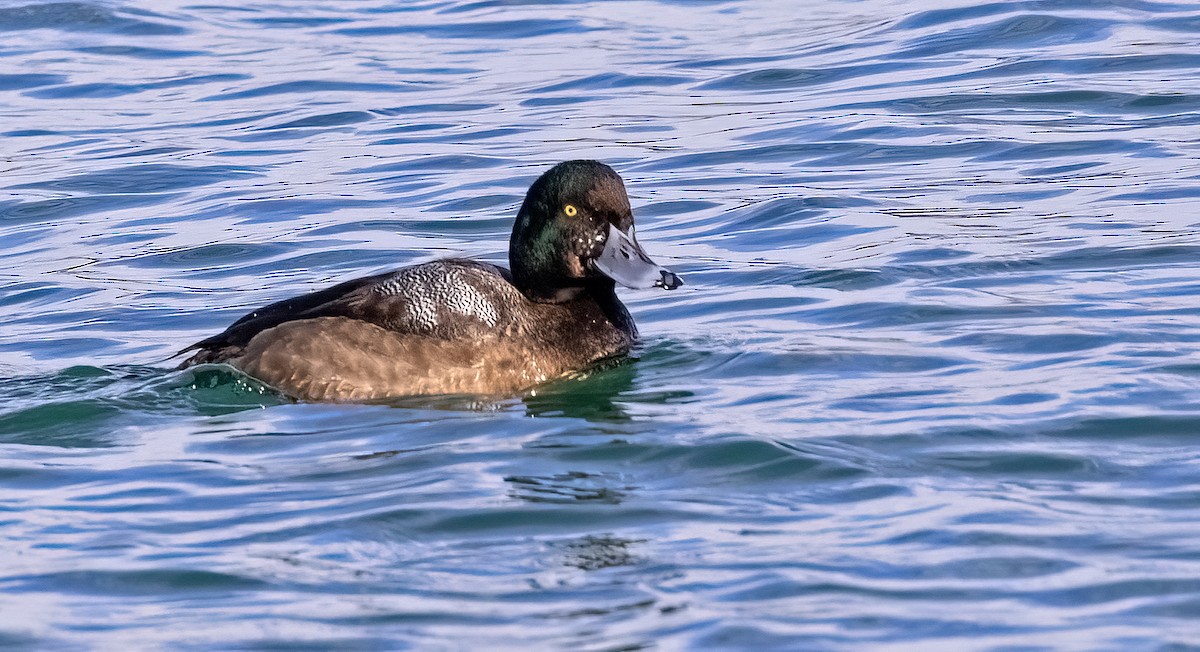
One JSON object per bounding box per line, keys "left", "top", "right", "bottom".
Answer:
{"left": 178, "top": 259, "right": 519, "bottom": 366}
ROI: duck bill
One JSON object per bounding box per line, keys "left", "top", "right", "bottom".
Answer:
{"left": 593, "top": 223, "right": 683, "bottom": 290}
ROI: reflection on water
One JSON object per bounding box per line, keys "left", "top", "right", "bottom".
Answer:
{"left": 560, "top": 535, "right": 644, "bottom": 572}
{"left": 2, "top": 0, "right": 1200, "bottom": 648}
{"left": 507, "top": 471, "right": 632, "bottom": 505}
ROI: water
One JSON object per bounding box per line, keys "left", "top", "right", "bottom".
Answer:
{"left": 3, "top": 0, "right": 1200, "bottom": 648}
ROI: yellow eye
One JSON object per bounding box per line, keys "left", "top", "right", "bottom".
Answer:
{"left": 563, "top": 204, "right": 578, "bottom": 217}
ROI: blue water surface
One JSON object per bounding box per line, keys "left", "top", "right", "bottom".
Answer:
{"left": 3, "top": 0, "right": 1200, "bottom": 649}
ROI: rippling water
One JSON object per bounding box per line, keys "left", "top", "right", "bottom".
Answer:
{"left": 4, "top": 0, "right": 1200, "bottom": 648}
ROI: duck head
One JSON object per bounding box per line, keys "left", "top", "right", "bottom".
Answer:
{"left": 509, "top": 160, "right": 683, "bottom": 303}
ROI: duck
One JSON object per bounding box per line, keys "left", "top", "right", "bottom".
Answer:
{"left": 177, "top": 160, "right": 683, "bottom": 401}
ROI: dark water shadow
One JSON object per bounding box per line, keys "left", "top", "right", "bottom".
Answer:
{"left": 521, "top": 358, "right": 639, "bottom": 423}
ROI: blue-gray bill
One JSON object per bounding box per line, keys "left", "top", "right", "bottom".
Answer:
{"left": 593, "top": 223, "right": 683, "bottom": 290}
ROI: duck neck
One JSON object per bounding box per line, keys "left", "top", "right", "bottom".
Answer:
{"left": 584, "top": 280, "right": 637, "bottom": 339}
{"left": 519, "top": 280, "right": 585, "bottom": 304}
{"left": 517, "top": 278, "right": 636, "bottom": 337}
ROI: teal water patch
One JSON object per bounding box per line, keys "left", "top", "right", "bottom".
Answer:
{"left": 0, "top": 2, "right": 186, "bottom": 35}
